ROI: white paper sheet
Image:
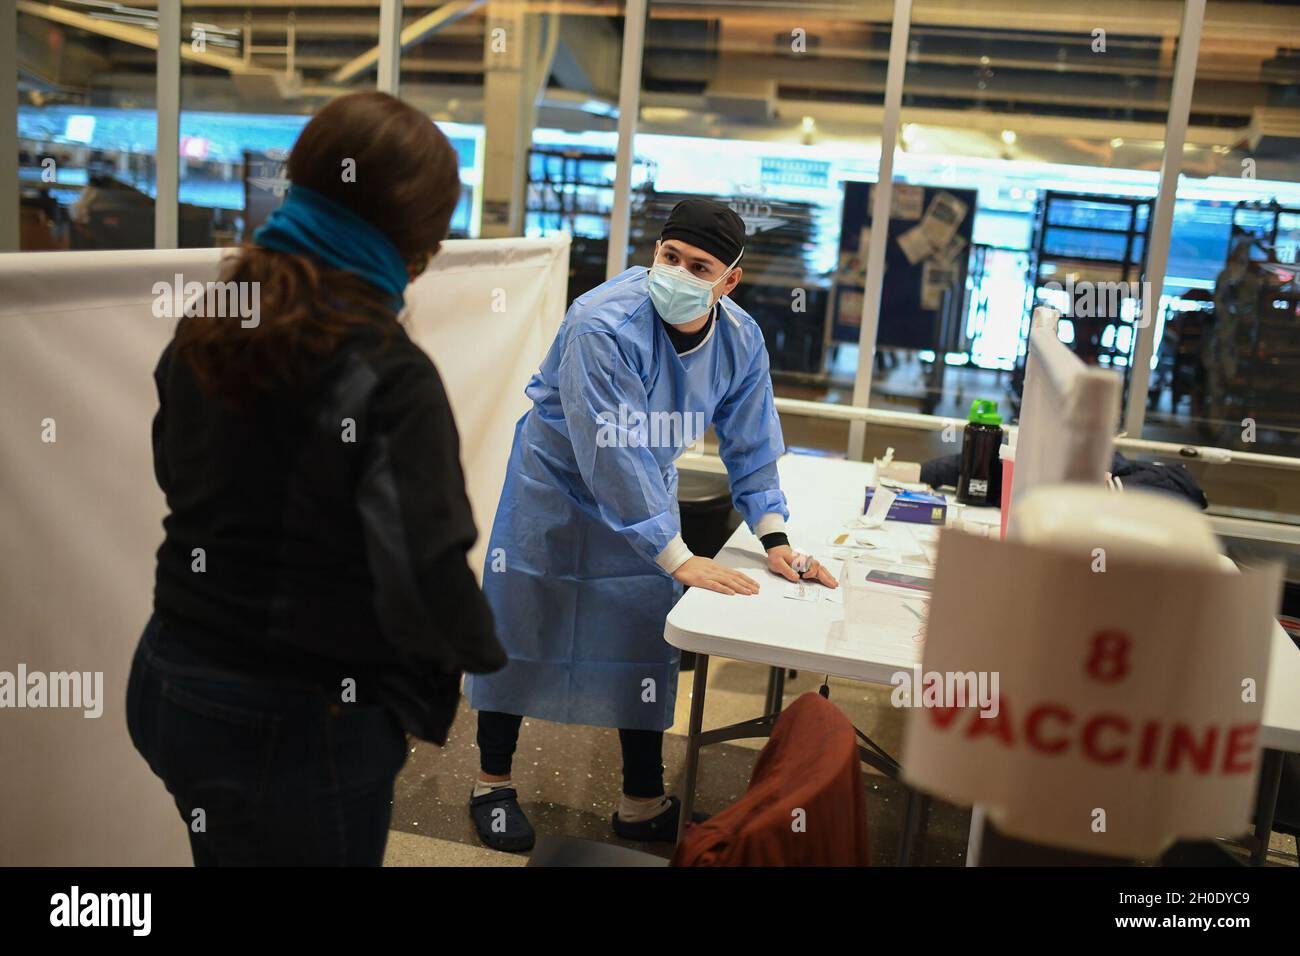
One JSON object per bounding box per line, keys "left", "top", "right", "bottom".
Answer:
{"left": 897, "top": 225, "right": 933, "bottom": 265}
{"left": 861, "top": 485, "right": 897, "bottom": 528}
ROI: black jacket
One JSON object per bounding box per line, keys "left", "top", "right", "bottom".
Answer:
{"left": 151, "top": 320, "right": 505, "bottom": 743}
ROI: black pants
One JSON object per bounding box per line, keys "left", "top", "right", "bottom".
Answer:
{"left": 126, "top": 614, "right": 408, "bottom": 866}
{"left": 477, "top": 710, "right": 665, "bottom": 798}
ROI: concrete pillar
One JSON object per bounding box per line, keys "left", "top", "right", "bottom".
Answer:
{"left": 479, "top": 1, "right": 554, "bottom": 237}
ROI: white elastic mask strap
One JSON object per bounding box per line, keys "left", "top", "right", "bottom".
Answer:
{"left": 715, "top": 248, "right": 744, "bottom": 287}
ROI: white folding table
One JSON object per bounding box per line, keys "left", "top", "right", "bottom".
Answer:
{"left": 665, "top": 452, "right": 1300, "bottom": 863}
{"left": 665, "top": 452, "right": 940, "bottom": 858}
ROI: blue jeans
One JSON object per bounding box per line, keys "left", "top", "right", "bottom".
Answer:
{"left": 126, "top": 615, "right": 408, "bottom": 866}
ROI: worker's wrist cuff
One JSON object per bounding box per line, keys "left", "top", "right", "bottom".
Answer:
{"left": 754, "top": 513, "right": 786, "bottom": 538}
{"left": 760, "top": 532, "right": 790, "bottom": 551}
{"left": 654, "top": 535, "right": 693, "bottom": 574}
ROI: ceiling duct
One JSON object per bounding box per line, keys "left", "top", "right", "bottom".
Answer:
{"left": 704, "top": 70, "right": 777, "bottom": 122}
{"left": 230, "top": 72, "right": 299, "bottom": 101}
{"left": 1246, "top": 105, "right": 1300, "bottom": 157}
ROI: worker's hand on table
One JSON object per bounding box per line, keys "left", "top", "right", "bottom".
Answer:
{"left": 672, "top": 556, "right": 761, "bottom": 596}
{"left": 766, "top": 545, "right": 838, "bottom": 588}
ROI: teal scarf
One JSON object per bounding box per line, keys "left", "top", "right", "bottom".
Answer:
{"left": 253, "top": 184, "right": 408, "bottom": 305}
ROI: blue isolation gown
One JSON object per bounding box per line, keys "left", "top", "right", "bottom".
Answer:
{"left": 465, "top": 267, "right": 788, "bottom": 731}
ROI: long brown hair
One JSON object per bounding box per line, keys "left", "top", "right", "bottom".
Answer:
{"left": 174, "top": 91, "right": 461, "bottom": 405}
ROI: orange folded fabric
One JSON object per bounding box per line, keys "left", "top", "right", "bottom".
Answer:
{"left": 672, "top": 692, "right": 871, "bottom": 866}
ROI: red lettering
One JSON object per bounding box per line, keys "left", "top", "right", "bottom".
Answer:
{"left": 925, "top": 707, "right": 967, "bottom": 728}
{"left": 1082, "top": 713, "right": 1130, "bottom": 764}
{"left": 965, "top": 698, "right": 1014, "bottom": 746}
{"left": 1025, "top": 704, "right": 1070, "bottom": 754}
{"left": 927, "top": 705, "right": 963, "bottom": 729}
{"left": 1221, "top": 724, "right": 1259, "bottom": 774}
{"left": 1085, "top": 629, "right": 1131, "bottom": 683}
{"left": 1136, "top": 720, "right": 1161, "bottom": 769}
{"left": 935, "top": 694, "right": 1250, "bottom": 780}
{"left": 1164, "top": 724, "right": 1218, "bottom": 774}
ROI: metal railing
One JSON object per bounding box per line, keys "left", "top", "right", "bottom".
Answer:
{"left": 771, "top": 396, "right": 1300, "bottom": 473}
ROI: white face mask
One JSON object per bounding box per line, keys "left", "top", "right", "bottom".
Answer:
{"left": 648, "top": 249, "right": 743, "bottom": 326}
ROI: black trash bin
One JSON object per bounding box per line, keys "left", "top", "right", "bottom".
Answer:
{"left": 675, "top": 469, "right": 743, "bottom": 671}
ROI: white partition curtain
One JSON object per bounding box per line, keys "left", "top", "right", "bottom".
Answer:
{"left": 0, "top": 236, "right": 569, "bottom": 864}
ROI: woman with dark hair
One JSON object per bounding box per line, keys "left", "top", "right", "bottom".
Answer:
{"left": 126, "top": 91, "right": 505, "bottom": 866}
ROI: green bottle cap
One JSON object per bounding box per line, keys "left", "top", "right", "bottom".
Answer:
{"left": 968, "top": 398, "right": 1002, "bottom": 426}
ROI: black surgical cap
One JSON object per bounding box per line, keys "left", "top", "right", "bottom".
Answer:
{"left": 659, "top": 199, "right": 746, "bottom": 265}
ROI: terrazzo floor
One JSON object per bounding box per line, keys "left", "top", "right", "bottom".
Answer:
{"left": 386, "top": 657, "right": 973, "bottom": 867}
{"left": 385, "top": 657, "right": 1298, "bottom": 867}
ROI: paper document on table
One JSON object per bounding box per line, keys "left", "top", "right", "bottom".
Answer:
{"left": 829, "top": 521, "right": 936, "bottom": 568}
{"left": 830, "top": 587, "right": 930, "bottom": 665}
{"left": 860, "top": 485, "right": 896, "bottom": 528}
{"left": 783, "top": 581, "right": 820, "bottom": 602}
{"left": 889, "top": 524, "right": 937, "bottom": 566}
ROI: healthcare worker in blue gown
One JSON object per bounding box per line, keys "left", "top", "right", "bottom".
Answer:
{"left": 465, "top": 199, "right": 837, "bottom": 851}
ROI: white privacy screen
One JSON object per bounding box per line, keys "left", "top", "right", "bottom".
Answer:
{"left": 0, "top": 236, "right": 569, "bottom": 863}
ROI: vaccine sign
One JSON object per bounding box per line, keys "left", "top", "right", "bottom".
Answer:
{"left": 902, "top": 531, "right": 1281, "bottom": 858}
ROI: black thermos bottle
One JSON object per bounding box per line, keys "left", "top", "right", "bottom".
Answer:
{"left": 957, "top": 398, "right": 1004, "bottom": 506}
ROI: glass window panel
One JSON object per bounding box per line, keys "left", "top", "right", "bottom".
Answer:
{"left": 518, "top": 0, "right": 627, "bottom": 262}
{"left": 614, "top": 1, "right": 894, "bottom": 454}
{"left": 17, "top": 1, "right": 159, "bottom": 251}
{"left": 178, "top": 2, "right": 383, "bottom": 247}
{"left": 1148, "top": 0, "right": 1300, "bottom": 468}
{"left": 883, "top": 0, "right": 1183, "bottom": 424}
{"left": 399, "top": 0, "right": 492, "bottom": 238}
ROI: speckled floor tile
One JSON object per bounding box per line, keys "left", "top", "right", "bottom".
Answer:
{"left": 384, "top": 829, "right": 527, "bottom": 867}
{"left": 388, "top": 658, "right": 972, "bottom": 866}
{"left": 667, "top": 658, "right": 905, "bottom": 753}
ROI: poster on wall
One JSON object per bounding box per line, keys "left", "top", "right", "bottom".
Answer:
{"left": 829, "top": 182, "right": 977, "bottom": 348}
